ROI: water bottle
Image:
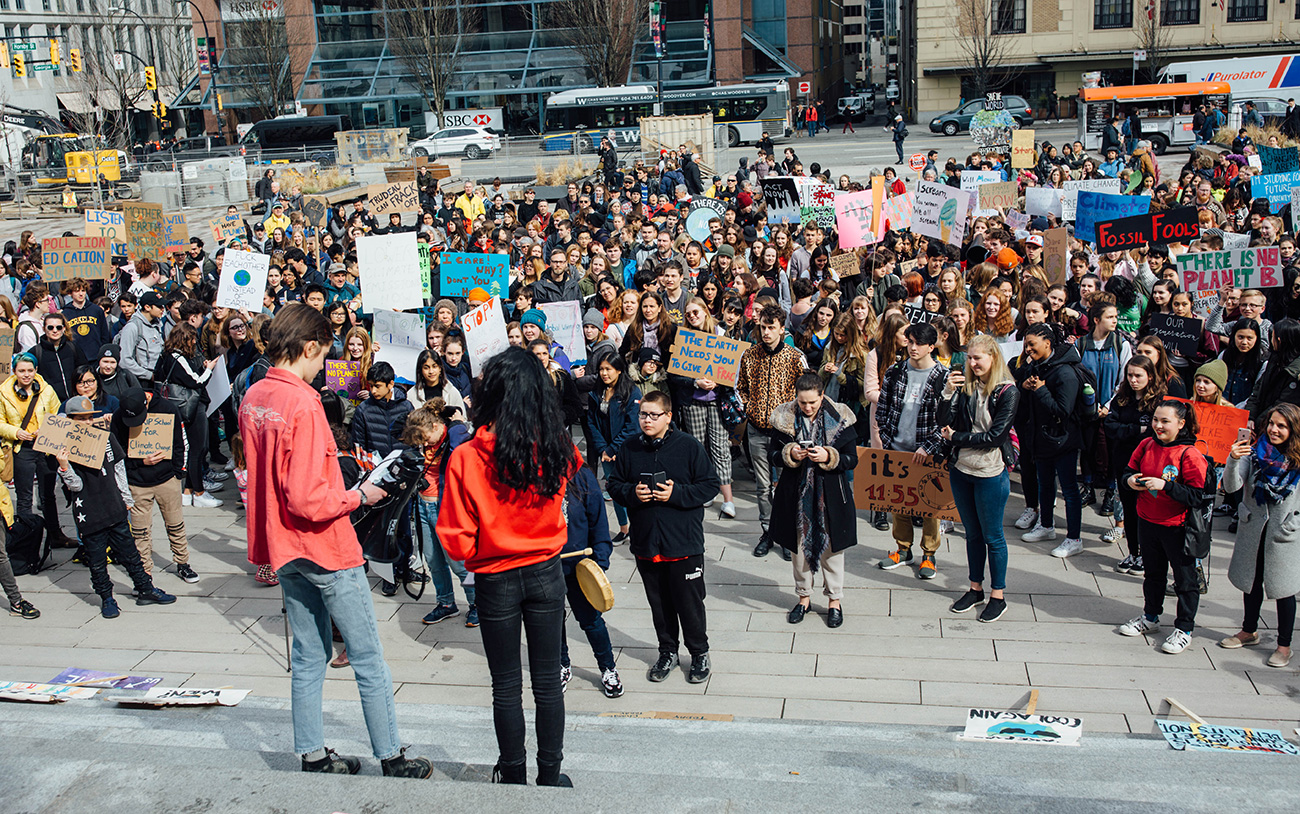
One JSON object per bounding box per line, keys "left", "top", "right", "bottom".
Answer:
{"left": 1083, "top": 383, "right": 1095, "bottom": 408}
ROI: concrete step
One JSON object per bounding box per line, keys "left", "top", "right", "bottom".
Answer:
{"left": 0, "top": 695, "right": 1290, "bottom": 813}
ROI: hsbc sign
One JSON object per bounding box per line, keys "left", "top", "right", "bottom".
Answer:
{"left": 440, "top": 108, "right": 503, "bottom": 132}
{"left": 221, "top": 0, "right": 284, "bottom": 21}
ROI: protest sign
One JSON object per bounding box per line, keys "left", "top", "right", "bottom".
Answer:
{"left": 1258, "top": 144, "right": 1300, "bottom": 176}
{"left": 834, "top": 191, "right": 875, "bottom": 248}
{"left": 1095, "top": 207, "right": 1199, "bottom": 252}
{"left": 852, "top": 447, "right": 958, "bottom": 521}
{"left": 127, "top": 414, "right": 174, "bottom": 458}
{"left": 1005, "top": 209, "right": 1029, "bottom": 231}
{"left": 1190, "top": 289, "right": 1220, "bottom": 320}
{"left": 215, "top": 249, "right": 270, "bottom": 311}
{"left": 1148, "top": 313, "right": 1202, "bottom": 357}
{"left": 913, "top": 181, "right": 970, "bottom": 247}
{"left": 1025, "top": 187, "right": 1063, "bottom": 219}
{"left": 357, "top": 232, "right": 424, "bottom": 312}
{"left": 830, "top": 252, "right": 860, "bottom": 279}
{"left": 123, "top": 202, "right": 165, "bottom": 262}
{"left": 1156, "top": 720, "right": 1300, "bottom": 755}
{"left": 108, "top": 687, "right": 251, "bottom": 707}
{"left": 1178, "top": 246, "right": 1283, "bottom": 292}
{"left": 1061, "top": 178, "right": 1121, "bottom": 220}
{"left": 978, "top": 181, "right": 1017, "bottom": 212}
{"left": 32, "top": 414, "right": 108, "bottom": 468}
{"left": 1169, "top": 397, "right": 1249, "bottom": 463}
{"left": 870, "top": 176, "right": 887, "bottom": 241}
{"left": 0, "top": 681, "right": 99, "bottom": 702}
{"left": 40, "top": 235, "right": 111, "bottom": 282}
{"left": 1011, "top": 129, "right": 1035, "bottom": 168}
{"left": 1074, "top": 191, "right": 1150, "bottom": 245}
{"left": 1043, "top": 227, "right": 1069, "bottom": 285}
{"left": 1250, "top": 171, "right": 1300, "bottom": 213}
{"left": 960, "top": 709, "right": 1083, "bottom": 746}
{"left": 882, "top": 192, "right": 914, "bottom": 231}
{"left": 205, "top": 362, "right": 230, "bottom": 418}
{"left": 960, "top": 170, "right": 1001, "bottom": 209}
{"left": 367, "top": 180, "right": 419, "bottom": 216}
{"left": 325, "top": 360, "right": 363, "bottom": 403}
{"left": 418, "top": 243, "right": 433, "bottom": 301}
{"left": 539, "top": 300, "right": 583, "bottom": 367}
{"left": 302, "top": 196, "right": 328, "bottom": 227}
{"left": 49, "top": 668, "right": 161, "bottom": 691}
{"left": 461, "top": 297, "right": 510, "bottom": 376}
{"left": 163, "top": 212, "right": 189, "bottom": 254}
{"left": 761, "top": 177, "right": 801, "bottom": 223}
{"left": 440, "top": 251, "right": 508, "bottom": 298}
{"left": 903, "top": 304, "right": 938, "bottom": 324}
{"left": 799, "top": 182, "right": 836, "bottom": 228}
{"left": 209, "top": 214, "right": 244, "bottom": 244}
{"left": 666, "top": 328, "right": 752, "bottom": 387}
{"left": 373, "top": 309, "right": 426, "bottom": 384}
{"left": 998, "top": 339, "right": 1024, "bottom": 360}
{"left": 85, "top": 209, "right": 127, "bottom": 256}
{"left": 686, "top": 197, "right": 729, "bottom": 241}
{"left": 1294, "top": 188, "right": 1300, "bottom": 234}
{"left": 0, "top": 326, "right": 14, "bottom": 375}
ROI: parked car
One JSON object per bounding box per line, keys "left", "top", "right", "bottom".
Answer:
{"left": 838, "top": 93, "right": 875, "bottom": 120}
{"left": 238, "top": 115, "right": 351, "bottom": 162}
{"left": 930, "top": 96, "right": 1035, "bottom": 136}
{"left": 1232, "top": 98, "right": 1289, "bottom": 128}
{"left": 407, "top": 127, "right": 500, "bottom": 160}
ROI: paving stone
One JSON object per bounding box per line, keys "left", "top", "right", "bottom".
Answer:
{"left": 920, "top": 681, "right": 1152, "bottom": 717}
{"left": 708, "top": 672, "right": 919, "bottom": 704}
{"left": 1027, "top": 661, "right": 1257, "bottom": 694}
{"left": 817, "top": 654, "right": 1029, "bottom": 685}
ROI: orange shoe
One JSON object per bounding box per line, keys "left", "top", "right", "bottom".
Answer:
{"left": 877, "top": 549, "right": 914, "bottom": 570}
{"left": 918, "top": 555, "right": 937, "bottom": 580}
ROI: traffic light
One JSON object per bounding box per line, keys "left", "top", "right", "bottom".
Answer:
{"left": 13, "top": 54, "right": 25, "bottom": 79}
{"left": 153, "top": 101, "right": 168, "bottom": 120}
{"left": 0, "top": 43, "right": 8, "bottom": 70}
{"left": 69, "top": 48, "right": 82, "bottom": 72}
{"left": 49, "top": 39, "right": 59, "bottom": 66}
{"left": 216, "top": 93, "right": 223, "bottom": 111}
{"left": 144, "top": 65, "right": 157, "bottom": 90}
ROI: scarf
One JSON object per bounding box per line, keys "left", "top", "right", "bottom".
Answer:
{"left": 1252, "top": 436, "right": 1300, "bottom": 505}
{"left": 795, "top": 406, "right": 831, "bottom": 572}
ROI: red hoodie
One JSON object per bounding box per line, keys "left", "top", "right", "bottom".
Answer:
{"left": 1127, "top": 437, "right": 1207, "bottom": 526}
{"left": 437, "top": 426, "right": 581, "bottom": 573}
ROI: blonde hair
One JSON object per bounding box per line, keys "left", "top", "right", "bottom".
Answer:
{"left": 685, "top": 296, "right": 718, "bottom": 333}
{"left": 963, "top": 335, "right": 1014, "bottom": 398}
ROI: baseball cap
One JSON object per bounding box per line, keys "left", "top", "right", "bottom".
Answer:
{"left": 139, "top": 291, "right": 165, "bottom": 309}
{"left": 117, "top": 387, "right": 149, "bottom": 428}
{"left": 1025, "top": 235, "right": 1044, "bottom": 247}
{"left": 63, "top": 395, "right": 99, "bottom": 418}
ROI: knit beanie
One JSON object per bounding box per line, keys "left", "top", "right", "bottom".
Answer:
{"left": 1194, "top": 359, "right": 1228, "bottom": 395}
{"left": 520, "top": 308, "right": 547, "bottom": 331}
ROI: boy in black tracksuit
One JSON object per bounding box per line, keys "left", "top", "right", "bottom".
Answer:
{"left": 560, "top": 466, "right": 620, "bottom": 697}
{"left": 608, "top": 391, "right": 720, "bottom": 685}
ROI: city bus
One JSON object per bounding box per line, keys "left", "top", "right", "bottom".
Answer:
{"left": 1077, "top": 82, "right": 1230, "bottom": 155}
{"left": 540, "top": 82, "right": 790, "bottom": 152}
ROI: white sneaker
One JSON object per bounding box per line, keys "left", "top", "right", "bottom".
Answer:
{"left": 202, "top": 479, "right": 225, "bottom": 493}
{"left": 719, "top": 501, "right": 736, "bottom": 518}
{"left": 1051, "top": 538, "right": 1083, "bottom": 558}
{"left": 1101, "top": 526, "right": 1125, "bottom": 544}
{"left": 704, "top": 498, "right": 715, "bottom": 508}
{"left": 1119, "top": 615, "right": 1160, "bottom": 637}
{"left": 190, "top": 492, "right": 223, "bottom": 508}
{"left": 1013, "top": 507, "right": 1038, "bottom": 530}
{"left": 206, "top": 470, "right": 230, "bottom": 482}
{"left": 940, "top": 519, "right": 954, "bottom": 533}
{"left": 1160, "top": 629, "right": 1192, "bottom": 654}
{"left": 1021, "top": 524, "right": 1057, "bottom": 543}
{"left": 224, "top": 460, "right": 237, "bottom": 472}
{"left": 181, "top": 493, "right": 193, "bottom": 507}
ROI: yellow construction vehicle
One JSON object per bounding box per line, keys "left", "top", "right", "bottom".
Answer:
{"left": 19, "top": 133, "right": 137, "bottom": 205}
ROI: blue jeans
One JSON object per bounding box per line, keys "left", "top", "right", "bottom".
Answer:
{"left": 417, "top": 497, "right": 474, "bottom": 607}
{"left": 278, "top": 559, "right": 401, "bottom": 760}
{"left": 560, "top": 569, "right": 616, "bottom": 672}
{"left": 806, "top": 120, "right": 817, "bottom": 137}
{"left": 950, "top": 468, "right": 1010, "bottom": 591}
{"left": 602, "top": 460, "right": 628, "bottom": 527}
{"left": 1036, "top": 450, "right": 1082, "bottom": 539}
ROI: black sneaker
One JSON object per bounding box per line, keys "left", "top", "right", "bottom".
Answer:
{"left": 421, "top": 604, "right": 460, "bottom": 625}
{"left": 302, "top": 748, "right": 361, "bottom": 775}
{"left": 175, "top": 563, "right": 199, "bottom": 584}
{"left": 381, "top": 748, "right": 433, "bottom": 779}
{"left": 752, "top": 536, "right": 773, "bottom": 557}
{"left": 871, "top": 511, "right": 890, "bottom": 531}
{"left": 135, "top": 587, "right": 177, "bottom": 606}
{"left": 1079, "top": 484, "right": 1096, "bottom": 506}
{"left": 9, "top": 599, "right": 40, "bottom": 619}
{"left": 101, "top": 596, "right": 120, "bottom": 619}
{"left": 380, "top": 580, "right": 398, "bottom": 597}
{"left": 464, "top": 605, "right": 479, "bottom": 627}
{"left": 1127, "top": 556, "right": 1145, "bottom": 576}
{"left": 950, "top": 589, "right": 985, "bottom": 614}
{"left": 647, "top": 652, "right": 678, "bottom": 682}
{"left": 979, "top": 597, "right": 1007, "bottom": 623}
{"left": 687, "top": 653, "right": 711, "bottom": 684}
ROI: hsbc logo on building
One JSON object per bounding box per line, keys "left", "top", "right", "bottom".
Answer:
{"left": 441, "top": 108, "right": 503, "bottom": 131}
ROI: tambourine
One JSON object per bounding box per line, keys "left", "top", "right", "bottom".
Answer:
{"left": 560, "top": 547, "right": 615, "bottom": 613}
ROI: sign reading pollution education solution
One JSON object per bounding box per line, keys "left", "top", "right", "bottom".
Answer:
{"left": 41, "top": 235, "right": 112, "bottom": 281}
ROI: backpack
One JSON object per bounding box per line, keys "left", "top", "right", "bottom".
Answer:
{"left": 1074, "top": 363, "right": 1100, "bottom": 423}
{"left": 6, "top": 513, "right": 48, "bottom": 576}
{"left": 1178, "top": 447, "right": 1216, "bottom": 559}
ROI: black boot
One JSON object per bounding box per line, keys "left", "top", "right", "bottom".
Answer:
{"left": 492, "top": 761, "right": 527, "bottom": 785}
{"left": 871, "top": 511, "right": 890, "bottom": 531}
{"left": 1079, "top": 484, "right": 1096, "bottom": 507}
{"left": 536, "top": 760, "right": 573, "bottom": 788}
{"left": 1096, "top": 487, "right": 1115, "bottom": 517}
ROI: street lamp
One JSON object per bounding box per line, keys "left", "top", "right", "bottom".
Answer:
{"left": 108, "top": 5, "right": 157, "bottom": 92}
{"left": 174, "top": 0, "right": 218, "bottom": 75}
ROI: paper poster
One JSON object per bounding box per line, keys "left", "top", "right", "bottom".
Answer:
{"left": 1043, "top": 227, "right": 1069, "bottom": 286}
{"left": 761, "top": 177, "right": 801, "bottom": 224}
{"left": 215, "top": 249, "right": 270, "bottom": 311}
{"left": 367, "top": 181, "right": 419, "bottom": 216}
{"left": 960, "top": 709, "right": 1082, "bottom": 746}
{"left": 882, "top": 192, "right": 914, "bottom": 232}
{"left": 978, "top": 181, "right": 1017, "bottom": 212}
{"left": 461, "top": 296, "right": 509, "bottom": 376}
{"left": 1026, "top": 187, "right": 1063, "bottom": 219}
{"left": 209, "top": 214, "right": 244, "bottom": 244}
{"left": 1074, "top": 191, "right": 1150, "bottom": 245}
{"left": 913, "top": 180, "right": 970, "bottom": 247}
{"left": 357, "top": 232, "right": 424, "bottom": 312}
{"left": 163, "top": 212, "right": 189, "bottom": 254}
{"left": 1169, "top": 397, "right": 1250, "bottom": 463}
{"left": 538, "top": 300, "right": 583, "bottom": 366}
{"left": 0, "top": 326, "right": 14, "bottom": 375}
{"left": 373, "top": 309, "right": 426, "bottom": 384}
{"left": 1011, "top": 129, "right": 1035, "bottom": 168}
{"left": 85, "top": 209, "right": 127, "bottom": 256}
{"left": 108, "top": 687, "right": 251, "bottom": 707}
{"left": 50, "top": 668, "right": 162, "bottom": 690}
{"left": 1178, "top": 246, "right": 1283, "bottom": 292}
{"left": 1249, "top": 171, "right": 1300, "bottom": 214}
{"left": 1005, "top": 210, "right": 1029, "bottom": 231}
{"left": 1156, "top": 720, "right": 1300, "bottom": 755}
{"left": 123, "top": 202, "right": 165, "bottom": 262}
{"left": 1094, "top": 207, "right": 1199, "bottom": 252}
{"left": 0, "top": 681, "right": 99, "bottom": 701}
{"left": 960, "top": 171, "right": 1001, "bottom": 210}
{"left": 418, "top": 243, "right": 433, "bottom": 301}
{"left": 326, "top": 360, "right": 363, "bottom": 403}
{"left": 440, "top": 251, "right": 508, "bottom": 298}
{"left": 1257, "top": 144, "right": 1300, "bottom": 176}
{"left": 852, "top": 447, "right": 958, "bottom": 521}
{"left": 666, "top": 328, "right": 752, "bottom": 387}
{"left": 205, "top": 361, "right": 231, "bottom": 417}
{"left": 799, "top": 182, "right": 836, "bottom": 228}
{"left": 834, "top": 190, "right": 876, "bottom": 248}
{"left": 686, "top": 197, "right": 729, "bottom": 241}
{"left": 1148, "top": 313, "right": 1202, "bottom": 357}
{"left": 1061, "top": 178, "right": 1121, "bottom": 220}
{"left": 41, "top": 236, "right": 112, "bottom": 281}
{"left": 1293, "top": 188, "right": 1300, "bottom": 234}
{"left": 32, "top": 415, "right": 108, "bottom": 468}
{"left": 127, "top": 414, "right": 174, "bottom": 458}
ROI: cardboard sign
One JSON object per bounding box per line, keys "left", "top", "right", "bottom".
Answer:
{"left": 1258, "top": 144, "right": 1300, "bottom": 176}
{"left": 960, "top": 709, "right": 1082, "bottom": 746}
{"left": 123, "top": 202, "right": 165, "bottom": 262}
{"left": 1293, "top": 187, "right": 1300, "bottom": 234}
{"left": 538, "top": 300, "right": 583, "bottom": 367}
{"left": 32, "top": 414, "right": 108, "bottom": 468}
{"left": 1156, "top": 720, "right": 1300, "bottom": 755}
{"left": 834, "top": 190, "right": 875, "bottom": 248}
{"left": 685, "top": 197, "right": 729, "bottom": 241}
{"left": 108, "top": 687, "right": 251, "bottom": 707}
{"left": 49, "top": 667, "right": 161, "bottom": 690}
{"left": 978, "top": 181, "right": 1017, "bottom": 212}
{"left": 852, "top": 447, "right": 958, "bottom": 521}
{"left": 1094, "top": 207, "right": 1199, "bottom": 252}
{"left": 1061, "top": 178, "right": 1120, "bottom": 220}
{"left": 127, "top": 414, "right": 174, "bottom": 458}
{"left": 960, "top": 171, "right": 1001, "bottom": 209}
{"left": 1250, "top": 171, "right": 1300, "bottom": 214}
{"left": 1178, "top": 246, "right": 1283, "bottom": 292}
{"left": 461, "top": 296, "right": 509, "bottom": 376}
{"left": 357, "top": 232, "right": 424, "bottom": 312}
{"left": 666, "top": 328, "right": 752, "bottom": 388}
{"left": 799, "top": 182, "right": 836, "bottom": 229}
{"left": 0, "top": 680, "right": 99, "bottom": 701}
{"left": 40, "top": 235, "right": 111, "bottom": 282}
{"left": 215, "top": 249, "right": 270, "bottom": 311}
{"left": 1169, "top": 397, "right": 1249, "bottom": 464}
{"left": 1043, "top": 227, "right": 1069, "bottom": 285}
{"left": 1011, "top": 129, "right": 1035, "bottom": 168}
{"left": 1074, "top": 191, "right": 1150, "bottom": 245}
{"left": 761, "top": 177, "right": 801, "bottom": 224}
{"left": 913, "top": 180, "right": 970, "bottom": 247}
{"left": 440, "top": 251, "right": 508, "bottom": 298}
{"left": 1025, "top": 187, "right": 1062, "bottom": 219}
{"left": 302, "top": 196, "right": 328, "bottom": 227}
{"left": 163, "top": 212, "right": 189, "bottom": 254}
{"left": 0, "top": 326, "right": 14, "bottom": 375}
{"left": 367, "top": 181, "right": 419, "bottom": 216}
{"left": 1148, "top": 313, "right": 1202, "bottom": 357}
{"left": 829, "top": 252, "right": 860, "bottom": 279}
{"left": 882, "top": 192, "right": 914, "bottom": 232}
{"left": 84, "top": 209, "right": 127, "bottom": 256}
{"left": 209, "top": 214, "right": 244, "bottom": 244}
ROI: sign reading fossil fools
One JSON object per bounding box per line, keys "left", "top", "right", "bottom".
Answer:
{"left": 852, "top": 448, "right": 958, "bottom": 521}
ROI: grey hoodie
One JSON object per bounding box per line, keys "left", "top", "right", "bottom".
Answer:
{"left": 116, "top": 311, "right": 165, "bottom": 382}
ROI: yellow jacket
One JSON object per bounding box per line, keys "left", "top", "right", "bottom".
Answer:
{"left": 0, "top": 373, "right": 62, "bottom": 449}
{"left": 455, "top": 193, "right": 485, "bottom": 222}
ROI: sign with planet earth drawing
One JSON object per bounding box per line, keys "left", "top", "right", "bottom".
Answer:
{"left": 216, "top": 249, "right": 271, "bottom": 311}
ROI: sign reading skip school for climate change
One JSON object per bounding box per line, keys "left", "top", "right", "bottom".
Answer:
{"left": 666, "top": 329, "right": 750, "bottom": 387}
{"left": 1177, "top": 246, "right": 1283, "bottom": 292}
{"left": 440, "top": 252, "right": 508, "bottom": 298}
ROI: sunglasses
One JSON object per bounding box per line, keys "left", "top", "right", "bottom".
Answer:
{"left": 46, "top": 324, "right": 65, "bottom": 332}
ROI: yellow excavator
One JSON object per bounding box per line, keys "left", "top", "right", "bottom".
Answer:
{"left": 19, "top": 134, "right": 138, "bottom": 205}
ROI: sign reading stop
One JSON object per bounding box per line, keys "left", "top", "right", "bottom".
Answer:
{"left": 909, "top": 154, "right": 926, "bottom": 172}
{"left": 798, "top": 81, "right": 811, "bottom": 95}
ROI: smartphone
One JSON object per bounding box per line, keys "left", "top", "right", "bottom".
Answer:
{"left": 1237, "top": 427, "right": 1251, "bottom": 446}
{"left": 640, "top": 471, "right": 668, "bottom": 489}
{"left": 798, "top": 439, "right": 815, "bottom": 449}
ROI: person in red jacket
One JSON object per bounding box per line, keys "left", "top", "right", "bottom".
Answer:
{"left": 240, "top": 303, "right": 433, "bottom": 780}
{"left": 1117, "top": 399, "right": 1209, "bottom": 655}
{"left": 438, "top": 346, "right": 582, "bottom": 788}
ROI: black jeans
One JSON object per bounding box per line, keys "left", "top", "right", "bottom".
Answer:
{"left": 82, "top": 519, "right": 154, "bottom": 599}
{"left": 14, "top": 446, "right": 61, "bottom": 534}
{"left": 185, "top": 408, "right": 209, "bottom": 493}
{"left": 1036, "top": 450, "right": 1082, "bottom": 538}
{"left": 1243, "top": 531, "right": 1296, "bottom": 648}
{"left": 1117, "top": 481, "right": 1140, "bottom": 558}
{"left": 560, "top": 570, "right": 616, "bottom": 672}
{"left": 1138, "top": 517, "right": 1199, "bottom": 633}
{"left": 636, "top": 554, "right": 709, "bottom": 658}
{"left": 207, "top": 397, "right": 234, "bottom": 466}
{"left": 475, "top": 555, "right": 566, "bottom": 768}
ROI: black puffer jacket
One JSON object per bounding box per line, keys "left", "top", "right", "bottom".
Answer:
{"left": 1024, "top": 343, "right": 1083, "bottom": 458}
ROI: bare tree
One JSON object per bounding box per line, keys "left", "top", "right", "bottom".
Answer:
{"left": 220, "top": 4, "right": 312, "bottom": 121}
{"left": 546, "top": 0, "right": 647, "bottom": 88}
{"left": 952, "top": 0, "right": 1025, "bottom": 100}
{"left": 1134, "top": 1, "right": 1174, "bottom": 84}
{"left": 384, "top": 0, "right": 479, "bottom": 122}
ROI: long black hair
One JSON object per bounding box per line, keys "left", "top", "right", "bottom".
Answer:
{"left": 1222, "top": 318, "right": 1266, "bottom": 375}
{"left": 474, "top": 346, "right": 577, "bottom": 497}
{"left": 415, "top": 349, "right": 446, "bottom": 400}
{"left": 597, "top": 353, "right": 636, "bottom": 404}
{"left": 1104, "top": 275, "right": 1138, "bottom": 312}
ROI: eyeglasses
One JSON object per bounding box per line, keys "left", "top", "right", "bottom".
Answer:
{"left": 229, "top": 323, "right": 247, "bottom": 331}
{"left": 639, "top": 411, "right": 668, "bottom": 421}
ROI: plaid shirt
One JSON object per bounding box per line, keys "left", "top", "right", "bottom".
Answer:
{"left": 875, "top": 359, "right": 949, "bottom": 457}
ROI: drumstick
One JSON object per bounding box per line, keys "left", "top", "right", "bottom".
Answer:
{"left": 559, "top": 548, "right": 593, "bottom": 559}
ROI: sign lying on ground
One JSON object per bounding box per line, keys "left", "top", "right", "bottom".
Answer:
{"left": 666, "top": 328, "right": 751, "bottom": 387}
{"left": 1156, "top": 720, "right": 1300, "bottom": 755}
{"left": 107, "top": 687, "right": 251, "bottom": 707}
{"left": 49, "top": 668, "right": 162, "bottom": 691}
{"left": 0, "top": 680, "right": 100, "bottom": 703}
{"left": 852, "top": 448, "right": 958, "bottom": 521}
{"left": 960, "top": 709, "right": 1083, "bottom": 746}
